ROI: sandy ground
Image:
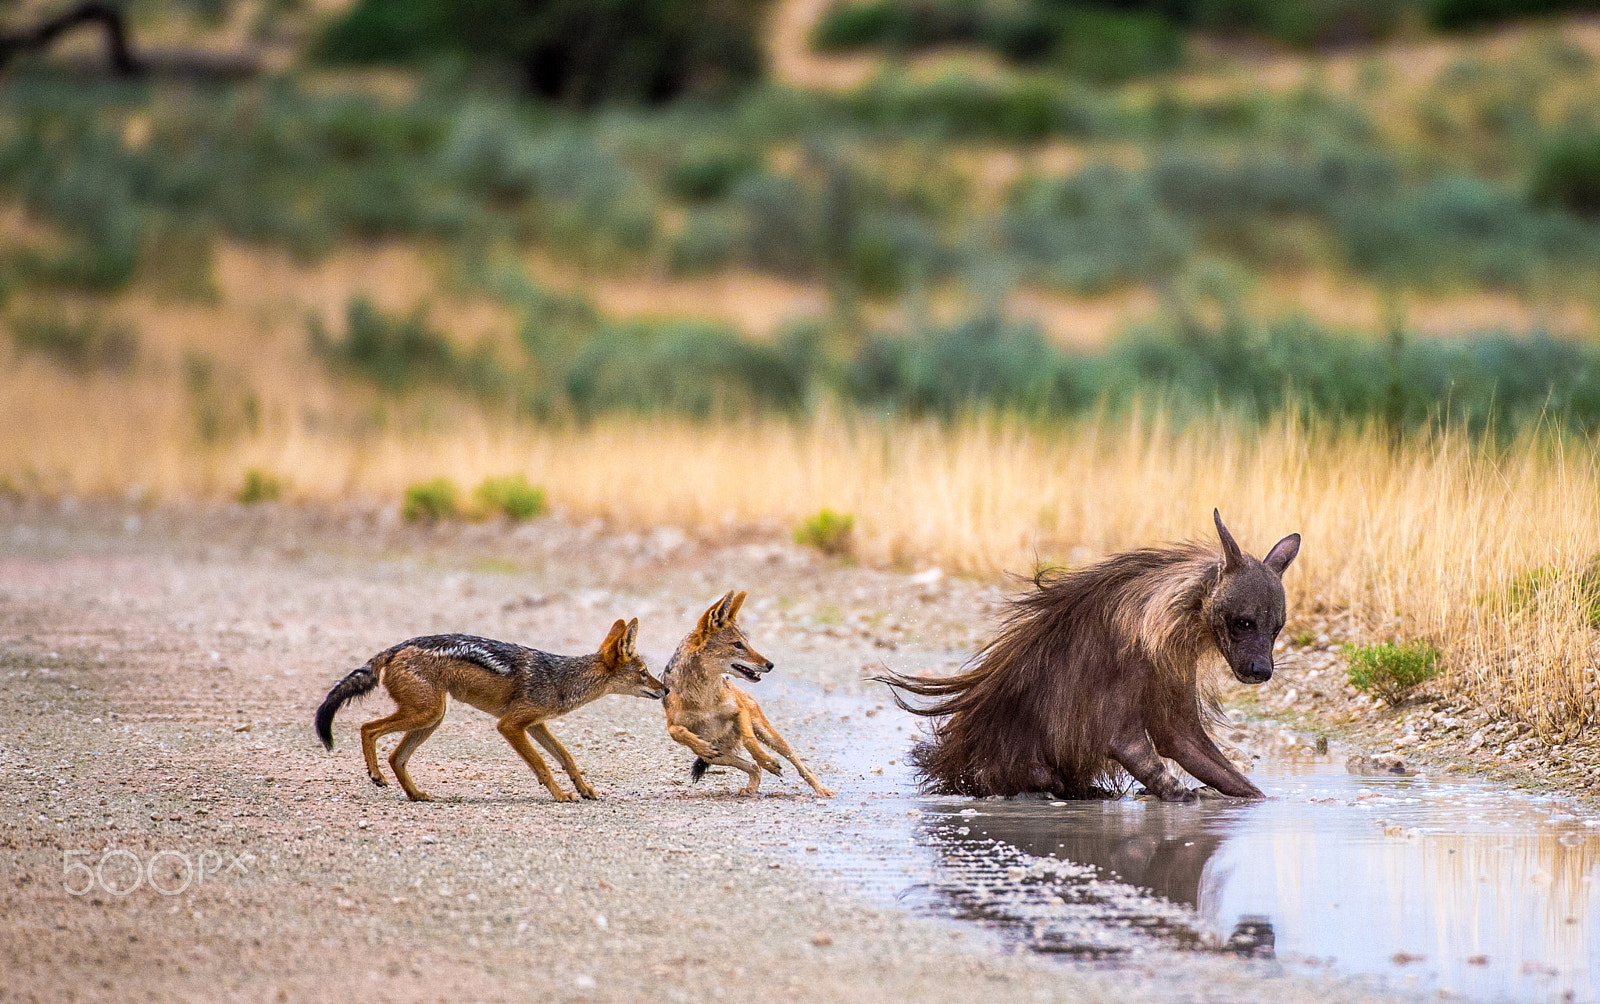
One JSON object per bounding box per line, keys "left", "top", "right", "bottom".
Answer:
{"left": 0, "top": 500, "right": 1441, "bottom": 1003}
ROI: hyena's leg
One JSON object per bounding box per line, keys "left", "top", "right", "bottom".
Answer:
{"left": 496, "top": 713, "right": 577, "bottom": 802}
{"left": 389, "top": 721, "right": 443, "bottom": 802}
{"left": 1109, "top": 726, "right": 1195, "bottom": 803}
{"left": 1155, "top": 717, "right": 1263, "bottom": 799}
{"left": 528, "top": 723, "right": 598, "bottom": 800}
{"left": 748, "top": 702, "right": 833, "bottom": 798}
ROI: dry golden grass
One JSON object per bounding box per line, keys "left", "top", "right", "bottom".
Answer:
{"left": 3, "top": 351, "right": 1597, "bottom": 737}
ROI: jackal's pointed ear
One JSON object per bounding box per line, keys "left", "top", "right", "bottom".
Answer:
{"left": 600, "top": 618, "right": 628, "bottom": 666}
{"left": 1213, "top": 509, "right": 1245, "bottom": 571}
{"left": 1264, "top": 533, "right": 1300, "bottom": 576}
{"left": 727, "top": 590, "right": 747, "bottom": 622}
{"left": 623, "top": 617, "right": 639, "bottom": 655}
{"left": 695, "top": 591, "right": 734, "bottom": 640}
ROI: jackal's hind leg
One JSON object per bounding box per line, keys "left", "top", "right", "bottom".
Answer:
{"left": 529, "top": 723, "right": 597, "bottom": 800}
{"left": 749, "top": 704, "right": 833, "bottom": 797}
{"left": 360, "top": 706, "right": 439, "bottom": 788}
{"left": 389, "top": 722, "right": 442, "bottom": 802}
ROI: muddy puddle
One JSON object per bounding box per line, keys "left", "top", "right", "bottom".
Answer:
{"left": 779, "top": 682, "right": 1600, "bottom": 1003}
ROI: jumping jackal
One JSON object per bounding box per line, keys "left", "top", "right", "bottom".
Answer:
{"left": 662, "top": 591, "right": 833, "bottom": 797}
{"left": 315, "top": 619, "right": 665, "bottom": 802}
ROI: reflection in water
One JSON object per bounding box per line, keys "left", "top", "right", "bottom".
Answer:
{"left": 917, "top": 760, "right": 1599, "bottom": 1002}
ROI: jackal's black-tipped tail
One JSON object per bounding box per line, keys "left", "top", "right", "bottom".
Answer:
{"left": 314, "top": 662, "right": 379, "bottom": 750}
{"left": 689, "top": 757, "right": 710, "bottom": 782}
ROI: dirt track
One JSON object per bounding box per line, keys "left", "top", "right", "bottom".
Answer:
{"left": 0, "top": 501, "right": 1427, "bottom": 1003}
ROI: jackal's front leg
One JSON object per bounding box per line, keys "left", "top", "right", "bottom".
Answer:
{"left": 666, "top": 724, "right": 720, "bottom": 761}
{"left": 529, "top": 723, "right": 598, "bottom": 800}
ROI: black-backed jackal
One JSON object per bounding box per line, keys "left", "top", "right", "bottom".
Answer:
{"left": 662, "top": 591, "right": 833, "bottom": 798}
{"left": 315, "top": 619, "right": 665, "bottom": 802}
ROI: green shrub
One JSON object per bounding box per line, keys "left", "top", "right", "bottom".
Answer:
{"left": 1428, "top": 0, "right": 1600, "bottom": 31}
{"left": 474, "top": 474, "right": 547, "bottom": 521}
{"left": 236, "top": 469, "right": 286, "bottom": 505}
{"left": 1344, "top": 641, "right": 1443, "bottom": 706}
{"left": 317, "top": 0, "right": 767, "bottom": 106}
{"left": 1531, "top": 131, "right": 1600, "bottom": 219}
{"left": 1002, "top": 166, "right": 1191, "bottom": 293}
{"left": 667, "top": 143, "right": 761, "bottom": 202}
{"left": 10, "top": 308, "right": 138, "bottom": 374}
{"left": 564, "top": 319, "right": 810, "bottom": 418}
{"left": 794, "top": 509, "right": 855, "bottom": 556}
{"left": 1047, "top": 9, "right": 1183, "bottom": 85}
{"left": 402, "top": 478, "right": 460, "bottom": 523}
{"left": 311, "top": 297, "right": 506, "bottom": 398}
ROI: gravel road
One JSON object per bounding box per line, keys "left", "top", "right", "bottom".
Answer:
{"left": 0, "top": 501, "right": 1426, "bottom": 1003}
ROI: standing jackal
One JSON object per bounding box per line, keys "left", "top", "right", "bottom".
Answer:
{"left": 878, "top": 511, "right": 1299, "bottom": 802}
{"left": 662, "top": 591, "right": 833, "bottom": 797}
{"left": 314, "top": 619, "right": 665, "bottom": 802}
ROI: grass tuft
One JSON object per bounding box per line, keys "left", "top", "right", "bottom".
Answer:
{"left": 235, "top": 469, "right": 286, "bottom": 505}
{"left": 794, "top": 509, "right": 855, "bottom": 556}
{"left": 473, "top": 474, "right": 547, "bottom": 522}
{"left": 401, "top": 478, "right": 460, "bottom": 523}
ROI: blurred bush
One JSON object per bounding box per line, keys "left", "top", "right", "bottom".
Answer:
{"left": 564, "top": 319, "right": 811, "bottom": 418}
{"left": 310, "top": 298, "right": 508, "bottom": 398}
{"left": 402, "top": 478, "right": 460, "bottom": 522}
{"left": 473, "top": 474, "right": 547, "bottom": 521}
{"left": 10, "top": 307, "right": 138, "bottom": 374}
{"left": 813, "top": 1, "right": 1182, "bottom": 82}
{"left": 1531, "top": 130, "right": 1600, "bottom": 219}
{"left": 847, "top": 312, "right": 1088, "bottom": 416}
{"left": 318, "top": 0, "right": 768, "bottom": 105}
{"left": 1003, "top": 165, "right": 1191, "bottom": 292}
{"left": 236, "top": 469, "right": 286, "bottom": 505}
{"left": 794, "top": 509, "right": 855, "bottom": 556}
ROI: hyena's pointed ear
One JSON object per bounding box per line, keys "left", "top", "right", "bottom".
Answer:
{"left": 623, "top": 617, "right": 639, "bottom": 655}
{"left": 1264, "top": 533, "right": 1301, "bottom": 576}
{"left": 600, "top": 618, "right": 628, "bottom": 666}
{"left": 1213, "top": 509, "right": 1245, "bottom": 571}
{"left": 727, "top": 590, "right": 747, "bottom": 622}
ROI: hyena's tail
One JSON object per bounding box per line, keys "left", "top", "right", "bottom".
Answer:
{"left": 689, "top": 757, "right": 710, "bottom": 782}
{"left": 314, "top": 661, "right": 380, "bottom": 750}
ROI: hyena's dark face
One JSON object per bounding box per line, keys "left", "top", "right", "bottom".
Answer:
{"left": 1209, "top": 511, "right": 1301, "bottom": 686}
{"left": 1210, "top": 566, "right": 1287, "bottom": 684}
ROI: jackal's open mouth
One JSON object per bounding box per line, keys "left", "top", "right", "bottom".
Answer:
{"left": 730, "top": 662, "right": 763, "bottom": 682}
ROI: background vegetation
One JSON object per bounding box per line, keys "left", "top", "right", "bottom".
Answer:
{"left": 1, "top": 0, "right": 1599, "bottom": 737}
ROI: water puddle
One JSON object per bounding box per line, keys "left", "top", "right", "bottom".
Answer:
{"left": 788, "top": 683, "right": 1600, "bottom": 1003}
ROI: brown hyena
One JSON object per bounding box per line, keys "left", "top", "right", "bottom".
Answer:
{"left": 877, "top": 510, "right": 1300, "bottom": 802}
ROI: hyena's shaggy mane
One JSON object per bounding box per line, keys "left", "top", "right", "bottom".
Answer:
{"left": 878, "top": 542, "right": 1225, "bottom": 798}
